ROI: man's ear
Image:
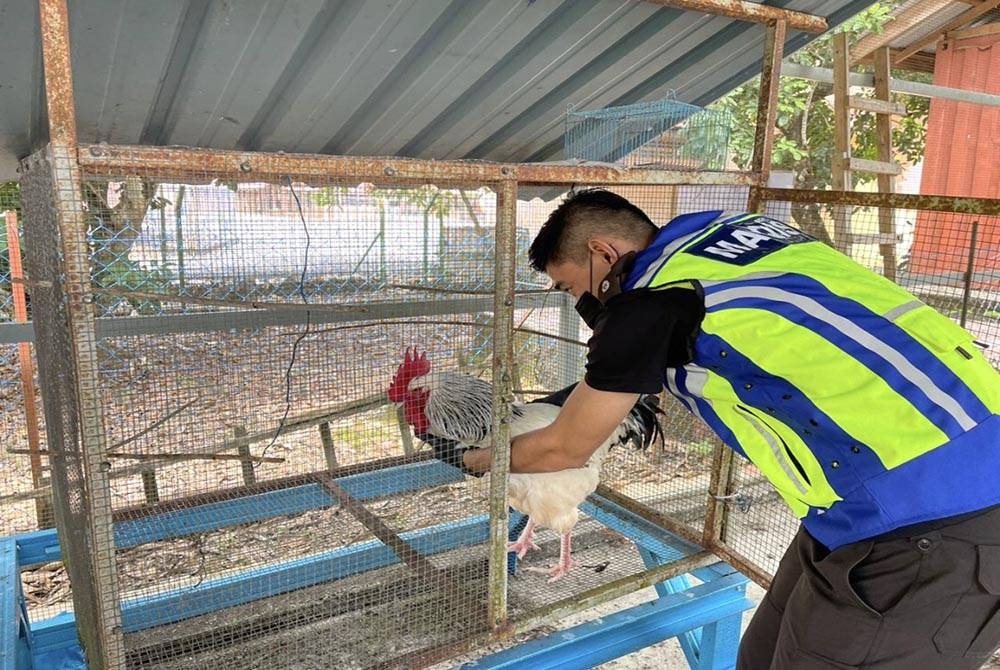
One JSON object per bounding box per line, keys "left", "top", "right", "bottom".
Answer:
{"left": 587, "top": 238, "right": 617, "bottom": 265}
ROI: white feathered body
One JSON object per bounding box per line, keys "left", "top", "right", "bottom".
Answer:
{"left": 411, "top": 370, "right": 636, "bottom": 535}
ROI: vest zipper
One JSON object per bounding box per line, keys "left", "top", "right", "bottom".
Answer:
{"left": 735, "top": 404, "right": 812, "bottom": 494}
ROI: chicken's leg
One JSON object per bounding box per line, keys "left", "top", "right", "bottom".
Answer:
{"left": 525, "top": 533, "right": 574, "bottom": 583}
{"left": 507, "top": 519, "right": 540, "bottom": 559}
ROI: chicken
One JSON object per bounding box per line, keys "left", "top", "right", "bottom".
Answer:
{"left": 387, "top": 348, "right": 662, "bottom": 582}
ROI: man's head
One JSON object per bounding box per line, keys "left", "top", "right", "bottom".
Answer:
{"left": 529, "top": 189, "right": 657, "bottom": 299}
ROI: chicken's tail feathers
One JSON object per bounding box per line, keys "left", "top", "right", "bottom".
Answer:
{"left": 622, "top": 394, "right": 665, "bottom": 451}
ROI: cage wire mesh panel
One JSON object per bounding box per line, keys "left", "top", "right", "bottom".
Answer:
{"left": 39, "top": 147, "right": 1000, "bottom": 667}
{"left": 19, "top": 146, "right": 126, "bottom": 665}
{"left": 564, "top": 96, "right": 732, "bottom": 171}
{"left": 58, "top": 167, "right": 531, "bottom": 669}
{"left": 0, "top": 182, "right": 50, "bottom": 537}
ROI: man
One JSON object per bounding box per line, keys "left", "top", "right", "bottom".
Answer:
{"left": 460, "top": 189, "right": 1000, "bottom": 669}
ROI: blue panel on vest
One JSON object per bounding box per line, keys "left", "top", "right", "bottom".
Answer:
{"left": 685, "top": 216, "right": 812, "bottom": 265}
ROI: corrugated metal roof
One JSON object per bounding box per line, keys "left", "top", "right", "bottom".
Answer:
{"left": 0, "top": 0, "right": 876, "bottom": 181}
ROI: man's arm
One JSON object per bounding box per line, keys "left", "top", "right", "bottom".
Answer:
{"left": 461, "top": 382, "right": 638, "bottom": 474}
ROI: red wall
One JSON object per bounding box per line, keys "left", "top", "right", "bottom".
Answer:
{"left": 912, "top": 30, "right": 1000, "bottom": 281}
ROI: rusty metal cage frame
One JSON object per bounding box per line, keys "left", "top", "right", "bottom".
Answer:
{"left": 18, "top": 0, "right": 1000, "bottom": 668}
{"left": 28, "top": 141, "right": 1000, "bottom": 670}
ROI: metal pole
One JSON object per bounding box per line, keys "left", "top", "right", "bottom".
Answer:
{"left": 487, "top": 178, "right": 517, "bottom": 631}
{"left": 960, "top": 220, "right": 980, "bottom": 328}
{"left": 5, "top": 211, "right": 50, "bottom": 527}
{"left": 748, "top": 20, "right": 786, "bottom": 213}
{"left": 159, "top": 204, "right": 168, "bottom": 268}
{"left": 78, "top": 144, "right": 761, "bottom": 187}
{"left": 378, "top": 201, "right": 387, "bottom": 284}
{"left": 174, "top": 184, "right": 187, "bottom": 300}
{"left": 38, "top": 0, "right": 126, "bottom": 665}
{"left": 640, "top": 0, "right": 826, "bottom": 33}
{"left": 781, "top": 62, "right": 1000, "bottom": 108}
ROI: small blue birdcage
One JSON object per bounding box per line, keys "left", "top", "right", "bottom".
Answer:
{"left": 564, "top": 94, "right": 732, "bottom": 171}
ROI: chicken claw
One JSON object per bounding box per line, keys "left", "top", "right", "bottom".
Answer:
{"left": 507, "top": 519, "right": 540, "bottom": 559}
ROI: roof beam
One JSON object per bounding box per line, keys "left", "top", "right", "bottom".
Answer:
{"left": 850, "top": 0, "right": 954, "bottom": 64}
{"left": 783, "top": 61, "right": 1000, "bottom": 106}
{"left": 859, "top": 48, "right": 936, "bottom": 73}
{"left": 893, "top": 0, "right": 1000, "bottom": 64}
{"left": 641, "top": 0, "right": 827, "bottom": 33}
{"left": 948, "top": 22, "right": 1000, "bottom": 40}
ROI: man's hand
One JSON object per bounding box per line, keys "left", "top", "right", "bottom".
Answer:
{"left": 414, "top": 432, "right": 484, "bottom": 477}
{"left": 461, "top": 447, "right": 492, "bottom": 475}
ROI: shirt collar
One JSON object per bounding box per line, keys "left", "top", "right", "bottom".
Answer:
{"left": 597, "top": 251, "right": 637, "bottom": 301}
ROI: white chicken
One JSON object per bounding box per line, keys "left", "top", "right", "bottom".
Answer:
{"left": 387, "top": 348, "right": 662, "bottom": 582}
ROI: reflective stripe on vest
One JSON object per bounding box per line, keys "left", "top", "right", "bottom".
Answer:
{"left": 630, "top": 212, "right": 1000, "bottom": 532}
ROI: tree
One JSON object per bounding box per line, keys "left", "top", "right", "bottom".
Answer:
{"left": 710, "top": 1, "right": 930, "bottom": 242}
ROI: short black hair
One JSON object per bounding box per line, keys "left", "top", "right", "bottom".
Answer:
{"left": 528, "top": 188, "right": 656, "bottom": 272}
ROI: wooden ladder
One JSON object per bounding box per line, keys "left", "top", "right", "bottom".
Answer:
{"left": 832, "top": 34, "right": 905, "bottom": 279}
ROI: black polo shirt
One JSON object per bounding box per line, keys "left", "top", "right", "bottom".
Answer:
{"left": 584, "top": 286, "right": 705, "bottom": 394}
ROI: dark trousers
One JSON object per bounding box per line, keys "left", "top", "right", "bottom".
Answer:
{"left": 737, "top": 506, "right": 1000, "bottom": 669}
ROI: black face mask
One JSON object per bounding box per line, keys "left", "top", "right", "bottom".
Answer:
{"left": 575, "top": 291, "right": 605, "bottom": 329}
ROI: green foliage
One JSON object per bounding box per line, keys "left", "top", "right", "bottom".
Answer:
{"left": 711, "top": 1, "right": 927, "bottom": 191}
{"left": 94, "top": 257, "right": 175, "bottom": 315}
{"left": 0, "top": 181, "right": 19, "bottom": 211}
{"left": 0, "top": 182, "right": 20, "bottom": 279}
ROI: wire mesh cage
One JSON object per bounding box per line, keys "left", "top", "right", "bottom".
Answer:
{"left": 8, "top": 137, "right": 1000, "bottom": 670}
{"left": 11, "top": 143, "right": 756, "bottom": 669}
{"left": 563, "top": 95, "right": 733, "bottom": 171}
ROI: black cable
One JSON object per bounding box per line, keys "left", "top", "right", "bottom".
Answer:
{"left": 257, "top": 176, "right": 313, "bottom": 468}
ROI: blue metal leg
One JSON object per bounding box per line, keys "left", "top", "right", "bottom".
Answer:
{"left": 694, "top": 612, "right": 744, "bottom": 670}
{"left": 461, "top": 572, "right": 753, "bottom": 669}
{"left": 638, "top": 546, "right": 702, "bottom": 669}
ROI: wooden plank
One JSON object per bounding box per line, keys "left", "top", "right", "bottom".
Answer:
{"left": 5, "top": 212, "right": 50, "bottom": 528}
{"left": 831, "top": 33, "right": 852, "bottom": 192}
{"left": 831, "top": 33, "right": 854, "bottom": 256}
{"left": 140, "top": 470, "right": 160, "bottom": 505}
{"left": 893, "top": 0, "right": 1000, "bottom": 65}
{"left": 852, "top": 233, "right": 900, "bottom": 245}
{"left": 318, "top": 476, "right": 447, "bottom": 586}
{"left": 849, "top": 0, "right": 953, "bottom": 64}
{"left": 487, "top": 180, "right": 518, "bottom": 631}
{"left": 874, "top": 46, "right": 899, "bottom": 282}
{"left": 234, "top": 426, "right": 256, "bottom": 486}
{"left": 884, "top": 49, "right": 935, "bottom": 73}
{"left": 748, "top": 20, "right": 787, "bottom": 212}
{"left": 848, "top": 157, "right": 902, "bottom": 175}
{"left": 318, "top": 422, "right": 339, "bottom": 470}
{"left": 396, "top": 405, "right": 416, "bottom": 457}
{"left": 848, "top": 95, "right": 907, "bottom": 115}
{"left": 948, "top": 23, "right": 1000, "bottom": 40}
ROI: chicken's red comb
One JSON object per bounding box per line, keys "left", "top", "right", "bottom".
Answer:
{"left": 387, "top": 347, "right": 431, "bottom": 402}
